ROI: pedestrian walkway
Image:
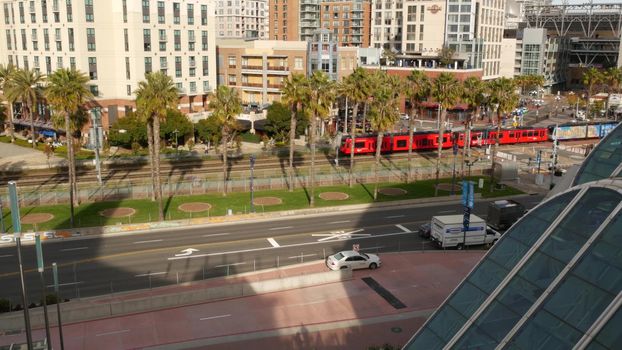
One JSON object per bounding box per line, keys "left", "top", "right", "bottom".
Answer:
{"left": 0, "top": 251, "right": 484, "bottom": 350}
{"left": 0, "top": 141, "right": 64, "bottom": 170}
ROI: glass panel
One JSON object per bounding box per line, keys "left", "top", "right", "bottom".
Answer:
{"left": 426, "top": 305, "right": 468, "bottom": 343}
{"left": 586, "top": 306, "right": 622, "bottom": 350}
{"left": 574, "top": 124, "right": 622, "bottom": 185}
{"left": 517, "top": 251, "right": 564, "bottom": 290}
{"left": 497, "top": 276, "right": 541, "bottom": 315}
{"left": 508, "top": 311, "right": 582, "bottom": 350}
{"left": 448, "top": 282, "right": 488, "bottom": 317}
{"left": 453, "top": 322, "right": 497, "bottom": 350}
{"left": 488, "top": 236, "right": 528, "bottom": 270}
{"left": 405, "top": 328, "right": 444, "bottom": 350}
{"left": 473, "top": 300, "right": 520, "bottom": 342}
{"left": 574, "top": 240, "right": 622, "bottom": 294}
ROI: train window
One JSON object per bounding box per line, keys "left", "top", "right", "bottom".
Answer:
{"left": 397, "top": 140, "right": 407, "bottom": 147}
{"left": 509, "top": 132, "right": 515, "bottom": 138}
{"left": 528, "top": 131, "right": 534, "bottom": 137}
{"left": 443, "top": 137, "right": 449, "bottom": 143}
{"left": 354, "top": 142, "right": 365, "bottom": 148}
{"left": 540, "top": 131, "right": 545, "bottom": 137}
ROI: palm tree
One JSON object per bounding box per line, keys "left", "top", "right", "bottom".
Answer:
{"left": 404, "top": 70, "right": 430, "bottom": 182}
{"left": 604, "top": 67, "right": 622, "bottom": 118}
{"left": 369, "top": 73, "right": 402, "bottom": 200}
{"left": 135, "top": 72, "right": 179, "bottom": 220}
{"left": 5, "top": 68, "right": 45, "bottom": 148}
{"left": 209, "top": 86, "right": 242, "bottom": 196}
{"left": 488, "top": 77, "right": 519, "bottom": 191}
{"left": 46, "top": 68, "right": 93, "bottom": 228}
{"left": 431, "top": 73, "right": 462, "bottom": 195}
{"left": 306, "top": 71, "right": 335, "bottom": 207}
{"left": 582, "top": 67, "right": 602, "bottom": 119}
{"left": 340, "top": 67, "right": 370, "bottom": 187}
{"left": 0, "top": 64, "right": 17, "bottom": 142}
{"left": 280, "top": 73, "right": 309, "bottom": 192}
{"left": 461, "top": 76, "right": 484, "bottom": 176}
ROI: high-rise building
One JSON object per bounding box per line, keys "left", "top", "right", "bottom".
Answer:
{"left": 371, "top": 0, "right": 506, "bottom": 79}
{"left": 0, "top": 0, "right": 217, "bottom": 128}
{"left": 215, "top": 0, "right": 269, "bottom": 39}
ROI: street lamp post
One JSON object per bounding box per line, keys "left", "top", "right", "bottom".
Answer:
{"left": 250, "top": 155, "right": 255, "bottom": 213}
{"left": 90, "top": 108, "right": 103, "bottom": 185}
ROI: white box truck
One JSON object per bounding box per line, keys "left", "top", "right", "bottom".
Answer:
{"left": 430, "top": 214, "right": 499, "bottom": 249}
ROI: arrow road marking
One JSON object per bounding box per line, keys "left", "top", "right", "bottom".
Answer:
{"left": 200, "top": 314, "right": 231, "bottom": 321}
{"left": 312, "top": 229, "right": 368, "bottom": 242}
{"left": 267, "top": 238, "right": 280, "bottom": 247}
{"left": 395, "top": 225, "right": 411, "bottom": 233}
{"left": 174, "top": 248, "right": 199, "bottom": 257}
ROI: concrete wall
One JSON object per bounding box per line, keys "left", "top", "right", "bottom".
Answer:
{"left": 0, "top": 269, "right": 352, "bottom": 331}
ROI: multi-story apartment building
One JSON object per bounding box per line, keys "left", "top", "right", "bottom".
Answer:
{"left": 0, "top": 0, "right": 217, "bottom": 129}
{"left": 215, "top": 0, "right": 269, "bottom": 39}
{"left": 269, "top": 0, "right": 371, "bottom": 47}
{"left": 307, "top": 29, "right": 358, "bottom": 80}
{"left": 319, "top": 0, "right": 371, "bottom": 47}
{"left": 371, "top": 0, "right": 505, "bottom": 79}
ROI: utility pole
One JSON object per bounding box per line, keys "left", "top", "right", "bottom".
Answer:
{"left": 52, "top": 263, "right": 65, "bottom": 350}
{"left": 35, "top": 234, "right": 52, "bottom": 350}
{"left": 8, "top": 181, "right": 33, "bottom": 350}
{"left": 90, "top": 108, "right": 102, "bottom": 185}
{"left": 550, "top": 124, "right": 559, "bottom": 190}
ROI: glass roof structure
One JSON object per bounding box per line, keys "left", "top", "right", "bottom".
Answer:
{"left": 405, "top": 122, "right": 622, "bottom": 350}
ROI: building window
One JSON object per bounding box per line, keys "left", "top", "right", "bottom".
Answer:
{"left": 189, "top": 81, "right": 196, "bottom": 93}
{"left": 5, "top": 30, "right": 12, "bottom": 50}
{"left": 18, "top": 2, "right": 24, "bottom": 23}
{"left": 85, "top": 0, "right": 94, "bottom": 22}
{"left": 174, "top": 30, "right": 181, "bottom": 50}
{"left": 160, "top": 56, "right": 167, "bottom": 69}
{"left": 203, "top": 80, "right": 210, "bottom": 92}
{"left": 187, "top": 4, "right": 194, "bottom": 25}
{"left": 89, "top": 85, "right": 99, "bottom": 97}
{"left": 20, "top": 29, "right": 27, "bottom": 50}
{"left": 201, "top": 5, "right": 207, "bottom": 25}
{"left": 31, "top": 29, "right": 38, "bottom": 50}
{"left": 228, "top": 74, "right": 236, "bottom": 85}
{"left": 228, "top": 56, "right": 236, "bottom": 68}
{"left": 3, "top": 4, "right": 9, "bottom": 24}
{"left": 142, "top": 0, "right": 150, "bottom": 23}
{"left": 175, "top": 82, "right": 182, "bottom": 91}
{"left": 201, "top": 30, "right": 208, "bottom": 50}
{"left": 127, "top": 85, "right": 132, "bottom": 96}
{"left": 175, "top": 56, "right": 182, "bottom": 77}
{"left": 66, "top": 0, "right": 73, "bottom": 22}
{"left": 68, "top": 28, "right": 74, "bottom": 51}
{"left": 44, "top": 28, "right": 50, "bottom": 50}
{"left": 23, "top": 56, "right": 29, "bottom": 70}
{"left": 69, "top": 56, "right": 76, "bottom": 70}
{"left": 41, "top": 0, "right": 48, "bottom": 22}
{"left": 157, "top": 1, "right": 165, "bottom": 23}
{"left": 144, "top": 29, "right": 151, "bottom": 51}
{"left": 124, "top": 28, "right": 129, "bottom": 51}
{"left": 202, "top": 56, "right": 208, "bottom": 76}
{"left": 189, "top": 56, "right": 196, "bottom": 77}
{"left": 122, "top": 0, "right": 127, "bottom": 22}
{"left": 33, "top": 56, "right": 40, "bottom": 70}
{"left": 86, "top": 28, "right": 95, "bottom": 51}
{"left": 45, "top": 56, "right": 52, "bottom": 74}
{"left": 88, "top": 57, "right": 97, "bottom": 79}
{"left": 145, "top": 57, "right": 152, "bottom": 73}
{"left": 125, "top": 57, "right": 130, "bottom": 79}
{"left": 173, "top": 3, "right": 180, "bottom": 24}
{"left": 188, "top": 30, "right": 195, "bottom": 50}
{"left": 294, "top": 57, "right": 303, "bottom": 69}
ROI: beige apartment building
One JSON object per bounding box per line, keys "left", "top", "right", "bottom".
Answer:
{"left": 0, "top": 0, "right": 217, "bottom": 128}
{"left": 215, "top": 0, "right": 269, "bottom": 39}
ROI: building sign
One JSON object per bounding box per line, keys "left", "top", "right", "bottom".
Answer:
{"left": 428, "top": 4, "right": 442, "bottom": 14}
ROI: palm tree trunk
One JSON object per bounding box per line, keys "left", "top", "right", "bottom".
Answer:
{"left": 434, "top": 109, "right": 446, "bottom": 196}
{"left": 70, "top": 132, "right": 79, "bottom": 208}
{"left": 27, "top": 105, "right": 36, "bottom": 149}
{"left": 288, "top": 106, "right": 297, "bottom": 192}
{"left": 221, "top": 127, "right": 228, "bottom": 196}
{"left": 153, "top": 118, "right": 164, "bottom": 221}
{"left": 146, "top": 122, "right": 156, "bottom": 202}
{"left": 7, "top": 102, "right": 15, "bottom": 142}
{"left": 407, "top": 104, "right": 416, "bottom": 183}
{"left": 309, "top": 115, "right": 316, "bottom": 207}
{"left": 348, "top": 102, "right": 359, "bottom": 187}
{"left": 373, "top": 131, "right": 383, "bottom": 200}
{"left": 490, "top": 109, "right": 502, "bottom": 192}
{"left": 64, "top": 113, "right": 75, "bottom": 228}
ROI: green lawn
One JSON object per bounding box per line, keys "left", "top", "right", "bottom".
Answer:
{"left": 0, "top": 176, "right": 522, "bottom": 233}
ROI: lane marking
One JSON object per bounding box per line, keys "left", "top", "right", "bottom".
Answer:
{"left": 200, "top": 314, "right": 231, "bottom": 321}
{"left": 133, "top": 239, "right": 163, "bottom": 244}
{"left": 395, "top": 224, "right": 411, "bottom": 233}
{"left": 60, "top": 247, "right": 89, "bottom": 252}
{"left": 215, "top": 262, "right": 246, "bottom": 268}
{"left": 269, "top": 226, "right": 293, "bottom": 231}
{"left": 288, "top": 253, "right": 317, "bottom": 259}
{"left": 203, "top": 233, "right": 230, "bottom": 237}
{"left": 47, "top": 281, "right": 83, "bottom": 288}
{"left": 267, "top": 238, "right": 280, "bottom": 247}
{"left": 385, "top": 215, "right": 405, "bottom": 219}
{"left": 438, "top": 210, "right": 456, "bottom": 214}
{"left": 0, "top": 254, "right": 13, "bottom": 258}
{"left": 96, "top": 329, "right": 130, "bottom": 337}
{"left": 135, "top": 272, "right": 166, "bottom": 277}
{"left": 328, "top": 220, "right": 350, "bottom": 224}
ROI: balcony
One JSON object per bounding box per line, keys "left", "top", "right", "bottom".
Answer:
{"left": 242, "top": 65, "right": 263, "bottom": 70}
{"left": 267, "top": 83, "right": 283, "bottom": 89}
{"left": 266, "top": 65, "right": 288, "bottom": 72}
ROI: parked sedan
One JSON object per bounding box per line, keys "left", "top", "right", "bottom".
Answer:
{"left": 326, "top": 250, "right": 381, "bottom": 271}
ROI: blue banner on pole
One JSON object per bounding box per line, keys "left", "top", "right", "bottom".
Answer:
{"left": 461, "top": 180, "right": 468, "bottom": 206}
{"left": 468, "top": 181, "right": 475, "bottom": 209}
{"left": 463, "top": 206, "right": 471, "bottom": 231}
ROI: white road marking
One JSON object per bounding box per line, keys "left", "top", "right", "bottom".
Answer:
{"left": 215, "top": 262, "right": 246, "bottom": 268}
{"left": 312, "top": 229, "right": 368, "bottom": 242}
{"left": 133, "top": 239, "right": 163, "bottom": 244}
{"left": 288, "top": 253, "right": 317, "bottom": 259}
{"left": 167, "top": 231, "right": 412, "bottom": 261}
{"left": 328, "top": 220, "right": 350, "bottom": 224}
{"left": 269, "top": 226, "right": 293, "bottom": 231}
{"left": 47, "top": 281, "right": 83, "bottom": 288}
{"left": 174, "top": 248, "right": 199, "bottom": 257}
{"left": 200, "top": 314, "right": 231, "bottom": 321}
{"left": 60, "top": 247, "right": 88, "bottom": 252}
{"left": 0, "top": 254, "right": 13, "bottom": 258}
{"left": 438, "top": 210, "right": 456, "bottom": 214}
{"left": 385, "top": 215, "right": 405, "bottom": 219}
{"left": 395, "top": 224, "right": 411, "bottom": 233}
{"left": 96, "top": 329, "right": 130, "bottom": 337}
{"left": 203, "top": 233, "right": 230, "bottom": 237}
{"left": 267, "top": 238, "right": 280, "bottom": 247}
{"left": 135, "top": 272, "right": 166, "bottom": 277}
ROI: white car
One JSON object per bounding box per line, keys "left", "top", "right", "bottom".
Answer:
{"left": 326, "top": 250, "right": 381, "bottom": 271}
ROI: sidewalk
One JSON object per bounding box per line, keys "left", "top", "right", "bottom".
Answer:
{"left": 0, "top": 251, "right": 484, "bottom": 349}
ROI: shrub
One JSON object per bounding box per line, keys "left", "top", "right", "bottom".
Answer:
{"left": 0, "top": 299, "right": 11, "bottom": 313}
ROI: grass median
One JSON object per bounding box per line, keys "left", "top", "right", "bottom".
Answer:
{"left": 0, "top": 176, "right": 522, "bottom": 233}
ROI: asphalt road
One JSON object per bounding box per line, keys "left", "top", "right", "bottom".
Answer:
{"left": 0, "top": 195, "right": 544, "bottom": 303}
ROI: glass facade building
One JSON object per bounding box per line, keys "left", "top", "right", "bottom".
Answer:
{"left": 405, "top": 123, "right": 622, "bottom": 350}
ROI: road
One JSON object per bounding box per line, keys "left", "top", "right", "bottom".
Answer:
{"left": 0, "top": 195, "right": 544, "bottom": 303}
